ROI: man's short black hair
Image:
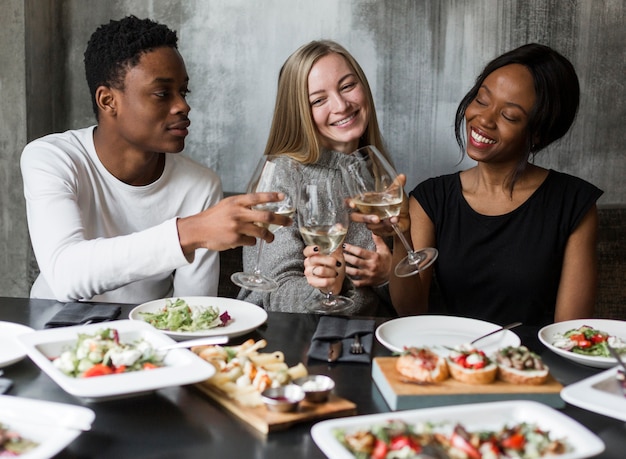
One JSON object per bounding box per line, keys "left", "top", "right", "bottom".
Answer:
{"left": 84, "top": 15, "right": 178, "bottom": 118}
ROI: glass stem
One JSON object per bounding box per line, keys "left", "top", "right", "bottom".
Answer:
{"left": 392, "top": 223, "right": 413, "bottom": 253}
{"left": 252, "top": 238, "right": 265, "bottom": 275}
{"left": 392, "top": 224, "right": 420, "bottom": 265}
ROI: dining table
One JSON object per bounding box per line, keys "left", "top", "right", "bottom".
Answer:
{"left": 1, "top": 296, "right": 625, "bottom": 459}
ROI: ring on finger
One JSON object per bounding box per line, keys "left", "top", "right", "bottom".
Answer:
{"left": 312, "top": 266, "right": 319, "bottom": 277}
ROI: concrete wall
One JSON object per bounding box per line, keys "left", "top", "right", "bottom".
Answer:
{"left": 1, "top": 0, "right": 624, "bottom": 297}
{"left": 0, "top": 1, "right": 29, "bottom": 296}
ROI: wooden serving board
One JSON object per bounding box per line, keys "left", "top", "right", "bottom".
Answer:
{"left": 372, "top": 357, "right": 564, "bottom": 411}
{"left": 194, "top": 381, "right": 356, "bottom": 434}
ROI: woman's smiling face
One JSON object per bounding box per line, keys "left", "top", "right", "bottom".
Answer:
{"left": 465, "top": 63, "right": 536, "bottom": 165}
{"left": 308, "top": 53, "right": 369, "bottom": 153}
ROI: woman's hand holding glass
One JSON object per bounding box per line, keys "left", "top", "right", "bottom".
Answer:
{"left": 302, "top": 245, "right": 346, "bottom": 294}
{"left": 342, "top": 234, "right": 392, "bottom": 287}
{"left": 344, "top": 145, "right": 437, "bottom": 277}
{"left": 298, "top": 179, "right": 354, "bottom": 313}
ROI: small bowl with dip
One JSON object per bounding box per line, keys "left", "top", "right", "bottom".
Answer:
{"left": 293, "top": 375, "right": 335, "bottom": 403}
{"left": 261, "top": 384, "right": 305, "bottom": 412}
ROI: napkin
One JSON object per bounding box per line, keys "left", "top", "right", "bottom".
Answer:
{"left": 44, "top": 303, "right": 121, "bottom": 328}
{"left": 308, "top": 316, "right": 375, "bottom": 363}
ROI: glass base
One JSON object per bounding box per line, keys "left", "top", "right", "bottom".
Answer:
{"left": 304, "top": 295, "right": 354, "bottom": 315}
{"left": 230, "top": 271, "right": 278, "bottom": 292}
{"left": 394, "top": 247, "right": 438, "bottom": 277}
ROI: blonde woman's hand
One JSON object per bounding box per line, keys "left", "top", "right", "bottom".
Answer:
{"left": 303, "top": 246, "right": 346, "bottom": 295}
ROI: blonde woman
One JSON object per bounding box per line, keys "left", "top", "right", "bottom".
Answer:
{"left": 238, "top": 40, "right": 395, "bottom": 315}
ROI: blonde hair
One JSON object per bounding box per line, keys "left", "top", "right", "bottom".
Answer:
{"left": 263, "top": 40, "right": 391, "bottom": 165}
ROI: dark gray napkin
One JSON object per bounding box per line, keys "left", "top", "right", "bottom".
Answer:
{"left": 44, "top": 303, "right": 121, "bottom": 328}
{"left": 308, "top": 316, "right": 375, "bottom": 363}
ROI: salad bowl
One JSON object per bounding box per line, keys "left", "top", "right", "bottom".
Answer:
{"left": 16, "top": 319, "right": 216, "bottom": 400}
{"left": 538, "top": 319, "right": 626, "bottom": 368}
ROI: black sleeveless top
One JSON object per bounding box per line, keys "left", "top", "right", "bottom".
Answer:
{"left": 411, "top": 170, "right": 603, "bottom": 326}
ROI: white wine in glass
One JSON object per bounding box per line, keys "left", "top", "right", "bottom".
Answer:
{"left": 298, "top": 179, "right": 354, "bottom": 314}
{"left": 345, "top": 145, "right": 438, "bottom": 277}
{"left": 230, "top": 155, "right": 298, "bottom": 292}
{"left": 299, "top": 224, "right": 348, "bottom": 255}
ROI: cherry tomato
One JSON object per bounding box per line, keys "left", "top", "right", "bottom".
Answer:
{"left": 390, "top": 435, "right": 420, "bottom": 452}
{"left": 450, "top": 429, "right": 481, "bottom": 459}
{"left": 83, "top": 363, "right": 113, "bottom": 378}
{"left": 501, "top": 433, "right": 526, "bottom": 450}
{"left": 569, "top": 333, "right": 585, "bottom": 342}
{"left": 143, "top": 362, "right": 159, "bottom": 370}
{"left": 576, "top": 340, "right": 592, "bottom": 348}
{"left": 371, "top": 439, "right": 388, "bottom": 459}
{"left": 453, "top": 355, "right": 467, "bottom": 366}
{"left": 591, "top": 334, "right": 608, "bottom": 343}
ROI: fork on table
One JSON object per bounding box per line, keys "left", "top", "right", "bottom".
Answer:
{"left": 350, "top": 334, "right": 364, "bottom": 354}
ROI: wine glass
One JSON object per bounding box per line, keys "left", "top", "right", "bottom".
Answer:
{"left": 297, "top": 179, "right": 354, "bottom": 313}
{"left": 230, "top": 155, "right": 298, "bottom": 292}
{"left": 344, "top": 145, "right": 438, "bottom": 277}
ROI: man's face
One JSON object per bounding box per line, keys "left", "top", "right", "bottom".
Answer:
{"left": 110, "top": 46, "right": 191, "bottom": 154}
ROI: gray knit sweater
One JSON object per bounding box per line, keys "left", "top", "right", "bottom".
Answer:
{"left": 237, "top": 150, "right": 394, "bottom": 316}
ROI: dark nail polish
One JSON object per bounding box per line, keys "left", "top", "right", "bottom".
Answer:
{"left": 342, "top": 243, "right": 346, "bottom": 249}
{"left": 313, "top": 246, "right": 319, "bottom": 252}
{"left": 336, "top": 261, "right": 342, "bottom": 267}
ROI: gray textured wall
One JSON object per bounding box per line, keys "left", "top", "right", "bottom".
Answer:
{"left": 0, "top": 1, "right": 30, "bottom": 296}
{"left": 1, "top": 0, "right": 624, "bottom": 297}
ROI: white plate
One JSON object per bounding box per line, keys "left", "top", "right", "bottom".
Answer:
{"left": 0, "top": 321, "right": 34, "bottom": 368}
{"left": 538, "top": 318, "right": 626, "bottom": 368}
{"left": 561, "top": 366, "right": 626, "bottom": 422}
{"left": 311, "top": 400, "right": 604, "bottom": 459}
{"left": 375, "top": 315, "right": 520, "bottom": 356}
{"left": 16, "top": 319, "right": 216, "bottom": 400}
{"left": 129, "top": 296, "right": 268, "bottom": 341}
{"left": 0, "top": 394, "right": 94, "bottom": 458}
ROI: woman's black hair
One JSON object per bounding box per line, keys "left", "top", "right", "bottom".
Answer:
{"left": 84, "top": 15, "right": 178, "bottom": 118}
{"left": 454, "top": 43, "right": 580, "bottom": 188}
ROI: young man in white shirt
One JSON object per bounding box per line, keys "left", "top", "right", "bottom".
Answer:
{"left": 21, "top": 16, "right": 289, "bottom": 303}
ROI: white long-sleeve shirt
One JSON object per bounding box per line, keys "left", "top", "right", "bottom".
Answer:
{"left": 21, "top": 126, "right": 221, "bottom": 303}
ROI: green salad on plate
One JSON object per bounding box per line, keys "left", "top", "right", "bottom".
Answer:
{"left": 140, "top": 298, "right": 231, "bottom": 332}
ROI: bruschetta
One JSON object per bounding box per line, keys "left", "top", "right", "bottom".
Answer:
{"left": 494, "top": 346, "right": 549, "bottom": 385}
{"left": 446, "top": 346, "right": 497, "bottom": 384}
{"left": 396, "top": 346, "right": 449, "bottom": 383}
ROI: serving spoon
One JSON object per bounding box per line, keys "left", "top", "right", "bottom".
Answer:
{"left": 469, "top": 321, "right": 522, "bottom": 346}
{"left": 607, "top": 343, "right": 626, "bottom": 372}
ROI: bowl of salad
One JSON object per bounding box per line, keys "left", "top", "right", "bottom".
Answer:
{"left": 538, "top": 319, "right": 626, "bottom": 368}
{"left": 17, "top": 320, "right": 216, "bottom": 400}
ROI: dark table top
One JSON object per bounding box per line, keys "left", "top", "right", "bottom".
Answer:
{"left": 1, "top": 296, "right": 624, "bottom": 458}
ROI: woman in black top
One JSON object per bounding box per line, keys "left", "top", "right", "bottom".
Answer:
{"left": 357, "top": 44, "right": 602, "bottom": 326}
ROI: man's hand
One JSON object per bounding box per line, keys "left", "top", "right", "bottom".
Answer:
{"left": 176, "top": 192, "right": 293, "bottom": 254}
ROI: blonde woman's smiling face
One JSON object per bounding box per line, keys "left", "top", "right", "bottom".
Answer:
{"left": 307, "top": 53, "right": 369, "bottom": 153}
